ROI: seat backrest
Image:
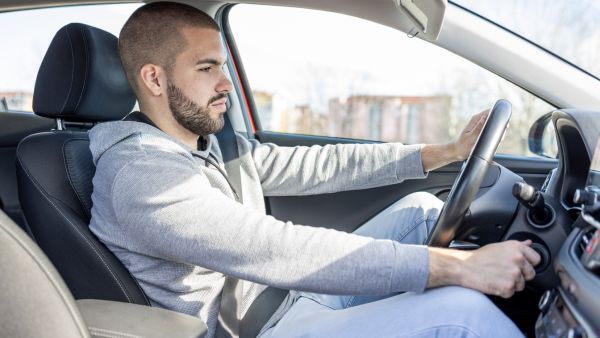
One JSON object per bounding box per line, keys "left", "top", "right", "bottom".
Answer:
{"left": 0, "top": 209, "right": 89, "bottom": 338}
{"left": 16, "top": 23, "right": 148, "bottom": 305}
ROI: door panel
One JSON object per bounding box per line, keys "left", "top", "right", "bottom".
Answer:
{"left": 0, "top": 111, "right": 54, "bottom": 227}
{"left": 257, "top": 130, "right": 557, "bottom": 232}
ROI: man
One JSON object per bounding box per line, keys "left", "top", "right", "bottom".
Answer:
{"left": 89, "top": 2, "right": 540, "bottom": 337}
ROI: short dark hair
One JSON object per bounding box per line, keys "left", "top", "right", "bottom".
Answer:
{"left": 119, "top": 2, "right": 220, "bottom": 94}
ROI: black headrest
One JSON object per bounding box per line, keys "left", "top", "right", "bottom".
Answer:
{"left": 33, "top": 23, "right": 136, "bottom": 122}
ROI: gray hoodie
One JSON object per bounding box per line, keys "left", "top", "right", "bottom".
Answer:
{"left": 88, "top": 121, "right": 430, "bottom": 337}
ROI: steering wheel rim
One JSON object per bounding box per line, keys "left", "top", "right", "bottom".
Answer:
{"left": 427, "top": 99, "right": 512, "bottom": 247}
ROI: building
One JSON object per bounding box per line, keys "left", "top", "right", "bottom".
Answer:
{"left": 251, "top": 91, "right": 454, "bottom": 145}
{"left": 0, "top": 91, "right": 34, "bottom": 112}
{"left": 329, "top": 95, "right": 453, "bottom": 144}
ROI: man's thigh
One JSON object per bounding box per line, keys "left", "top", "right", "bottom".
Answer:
{"left": 262, "top": 286, "right": 522, "bottom": 338}
{"left": 300, "top": 192, "right": 443, "bottom": 310}
{"left": 352, "top": 191, "right": 443, "bottom": 245}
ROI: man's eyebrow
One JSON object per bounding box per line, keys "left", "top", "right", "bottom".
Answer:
{"left": 195, "top": 58, "right": 224, "bottom": 66}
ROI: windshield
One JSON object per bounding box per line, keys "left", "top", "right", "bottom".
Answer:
{"left": 452, "top": 0, "right": 600, "bottom": 79}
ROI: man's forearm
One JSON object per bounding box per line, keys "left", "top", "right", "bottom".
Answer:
{"left": 426, "top": 247, "right": 469, "bottom": 288}
{"left": 420, "top": 143, "right": 461, "bottom": 172}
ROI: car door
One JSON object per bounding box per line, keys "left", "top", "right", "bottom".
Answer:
{"left": 222, "top": 3, "right": 558, "bottom": 233}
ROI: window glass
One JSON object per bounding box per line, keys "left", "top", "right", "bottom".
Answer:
{"left": 229, "top": 4, "right": 555, "bottom": 156}
{"left": 452, "top": 0, "right": 600, "bottom": 79}
{"left": 0, "top": 4, "right": 140, "bottom": 112}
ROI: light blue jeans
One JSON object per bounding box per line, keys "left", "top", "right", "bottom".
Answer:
{"left": 260, "top": 192, "right": 523, "bottom": 338}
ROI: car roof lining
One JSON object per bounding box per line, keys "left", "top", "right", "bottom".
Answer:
{"left": 0, "top": 0, "right": 446, "bottom": 42}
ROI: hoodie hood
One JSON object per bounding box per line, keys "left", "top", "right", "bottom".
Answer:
{"left": 89, "top": 121, "right": 213, "bottom": 166}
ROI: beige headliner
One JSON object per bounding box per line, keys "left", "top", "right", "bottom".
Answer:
{"left": 0, "top": 0, "right": 437, "bottom": 40}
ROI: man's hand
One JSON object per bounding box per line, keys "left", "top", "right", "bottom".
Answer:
{"left": 420, "top": 110, "right": 488, "bottom": 172}
{"left": 453, "top": 110, "right": 489, "bottom": 161}
{"left": 427, "top": 240, "right": 541, "bottom": 298}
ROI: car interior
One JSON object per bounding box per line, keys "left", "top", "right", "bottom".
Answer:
{"left": 0, "top": 0, "right": 599, "bottom": 337}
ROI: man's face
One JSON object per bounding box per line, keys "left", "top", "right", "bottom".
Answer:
{"left": 166, "top": 27, "right": 232, "bottom": 136}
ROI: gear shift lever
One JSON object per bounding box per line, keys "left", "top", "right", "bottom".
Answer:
{"left": 512, "top": 182, "right": 553, "bottom": 226}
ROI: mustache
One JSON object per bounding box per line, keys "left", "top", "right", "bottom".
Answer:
{"left": 208, "top": 93, "right": 228, "bottom": 105}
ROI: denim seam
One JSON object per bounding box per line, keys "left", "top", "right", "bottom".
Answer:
{"left": 401, "top": 324, "right": 481, "bottom": 338}
{"left": 395, "top": 215, "right": 425, "bottom": 243}
{"left": 398, "top": 215, "right": 438, "bottom": 243}
{"left": 298, "top": 295, "right": 337, "bottom": 310}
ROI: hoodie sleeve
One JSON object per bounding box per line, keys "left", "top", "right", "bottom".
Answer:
{"left": 110, "top": 151, "right": 430, "bottom": 295}
{"left": 241, "top": 136, "right": 427, "bottom": 197}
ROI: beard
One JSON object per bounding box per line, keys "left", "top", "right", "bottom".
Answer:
{"left": 166, "top": 81, "right": 226, "bottom": 136}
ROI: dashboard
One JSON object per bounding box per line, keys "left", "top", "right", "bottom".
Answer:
{"left": 532, "top": 110, "right": 600, "bottom": 338}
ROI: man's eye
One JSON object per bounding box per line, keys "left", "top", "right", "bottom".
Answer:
{"left": 198, "top": 66, "right": 212, "bottom": 72}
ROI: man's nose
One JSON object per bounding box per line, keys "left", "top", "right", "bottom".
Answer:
{"left": 216, "top": 70, "right": 233, "bottom": 94}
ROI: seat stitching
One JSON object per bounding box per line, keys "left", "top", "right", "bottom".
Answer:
{"left": 19, "top": 153, "right": 132, "bottom": 302}
{"left": 16, "top": 147, "right": 134, "bottom": 303}
{"left": 59, "top": 25, "right": 76, "bottom": 115}
{"left": 88, "top": 327, "right": 145, "bottom": 338}
{"left": 20, "top": 157, "right": 132, "bottom": 302}
{"left": 72, "top": 25, "right": 89, "bottom": 114}
{"left": 58, "top": 138, "right": 149, "bottom": 306}
{"left": 57, "top": 138, "right": 149, "bottom": 306}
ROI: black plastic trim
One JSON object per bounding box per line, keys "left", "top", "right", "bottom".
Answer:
{"left": 0, "top": 111, "right": 54, "bottom": 146}
{"left": 553, "top": 113, "right": 590, "bottom": 208}
{"left": 555, "top": 227, "right": 600, "bottom": 334}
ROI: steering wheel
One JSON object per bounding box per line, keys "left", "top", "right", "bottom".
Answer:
{"left": 427, "top": 99, "right": 512, "bottom": 247}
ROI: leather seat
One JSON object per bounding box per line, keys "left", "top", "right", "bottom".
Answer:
{"left": 0, "top": 209, "right": 90, "bottom": 337}
{"left": 0, "top": 208, "right": 207, "bottom": 337}
{"left": 16, "top": 23, "right": 149, "bottom": 305}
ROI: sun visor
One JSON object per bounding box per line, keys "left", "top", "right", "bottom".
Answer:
{"left": 394, "top": 0, "right": 446, "bottom": 42}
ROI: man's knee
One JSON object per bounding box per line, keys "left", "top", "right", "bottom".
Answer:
{"left": 399, "top": 191, "right": 443, "bottom": 211}
{"left": 392, "top": 192, "right": 442, "bottom": 237}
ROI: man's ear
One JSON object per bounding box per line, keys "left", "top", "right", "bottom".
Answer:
{"left": 139, "top": 64, "right": 165, "bottom": 96}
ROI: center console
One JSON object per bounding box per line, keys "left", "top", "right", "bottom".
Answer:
{"left": 536, "top": 226, "right": 599, "bottom": 338}
{"left": 535, "top": 139, "right": 600, "bottom": 338}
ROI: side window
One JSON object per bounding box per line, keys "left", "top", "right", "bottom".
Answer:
{"left": 0, "top": 4, "right": 140, "bottom": 112}
{"left": 228, "top": 5, "right": 555, "bottom": 157}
